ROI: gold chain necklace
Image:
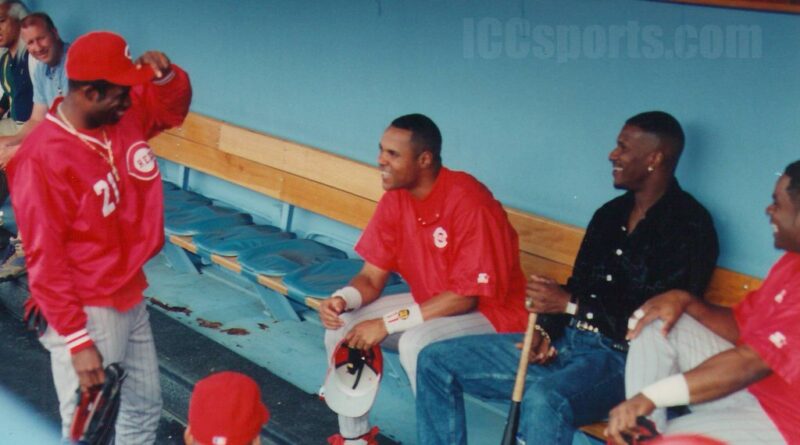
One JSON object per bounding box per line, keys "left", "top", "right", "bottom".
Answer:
{"left": 56, "top": 104, "right": 120, "bottom": 182}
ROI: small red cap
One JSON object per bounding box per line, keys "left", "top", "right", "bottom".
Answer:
{"left": 66, "top": 31, "right": 154, "bottom": 85}
{"left": 188, "top": 372, "right": 269, "bottom": 445}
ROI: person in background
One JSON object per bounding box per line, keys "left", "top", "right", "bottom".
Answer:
{"left": 0, "top": 11, "right": 68, "bottom": 281}
{"left": 0, "top": 0, "right": 31, "bottom": 273}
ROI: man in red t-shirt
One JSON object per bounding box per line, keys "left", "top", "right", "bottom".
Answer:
{"left": 607, "top": 160, "right": 800, "bottom": 444}
{"left": 7, "top": 31, "right": 191, "bottom": 444}
{"left": 319, "top": 113, "right": 528, "bottom": 445}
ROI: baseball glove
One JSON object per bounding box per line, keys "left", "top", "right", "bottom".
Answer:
{"left": 22, "top": 297, "right": 47, "bottom": 337}
{"left": 70, "top": 363, "right": 128, "bottom": 445}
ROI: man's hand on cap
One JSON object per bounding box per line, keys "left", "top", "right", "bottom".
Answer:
{"left": 135, "top": 51, "right": 172, "bottom": 79}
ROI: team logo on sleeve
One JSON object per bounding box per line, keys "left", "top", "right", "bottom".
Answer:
{"left": 477, "top": 273, "right": 490, "bottom": 284}
{"left": 433, "top": 227, "right": 448, "bottom": 248}
{"left": 774, "top": 289, "right": 786, "bottom": 303}
{"left": 126, "top": 141, "right": 159, "bottom": 181}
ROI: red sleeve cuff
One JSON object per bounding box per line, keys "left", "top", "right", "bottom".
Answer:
{"left": 65, "top": 328, "right": 94, "bottom": 355}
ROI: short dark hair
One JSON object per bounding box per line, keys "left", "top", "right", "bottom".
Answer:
{"left": 390, "top": 113, "right": 442, "bottom": 166}
{"left": 784, "top": 160, "right": 800, "bottom": 207}
{"left": 21, "top": 12, "right": 56, "bottom": 32}
{"left": 625, "top": 111, "right": 685, "bottom": 170}
{"left": 68, "top": 79, "right": 116, "bottom": 100}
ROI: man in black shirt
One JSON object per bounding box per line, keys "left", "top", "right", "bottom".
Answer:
{"left": 415, "top": 111, "right": 719, "bottom": 445}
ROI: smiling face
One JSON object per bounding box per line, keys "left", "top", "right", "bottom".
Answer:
{"left": 377, "top": 126, "right": 430, "bottom": 194}
{"left": 21, "top": 19, "right": 61, "bottom": 66}
{"left": 767, "top": 175, "right": 800, "bottom": 252}
{"left": 608, "top": 124, "right": 661, "bottom": 191}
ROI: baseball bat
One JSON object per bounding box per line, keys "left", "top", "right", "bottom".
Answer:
{"left": 500, "top": 312, "right": 538, "bottom": 445}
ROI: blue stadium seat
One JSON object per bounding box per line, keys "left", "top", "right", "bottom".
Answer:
{"left": 237, "top": 239, "right": 348, "bottom": 279}
{"left": 164, "top": 205, "right": 252, "bottom": 236}
{"left": 163, "top": 188, "right": 212, "bottom": 213}
{"left": 283, "top": 259, "right": 408, "bottom": 304}
{"left": 193, "top": 224, "right": 296, "bottom": 259}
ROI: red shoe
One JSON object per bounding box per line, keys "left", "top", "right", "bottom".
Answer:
{"left": 327, "top": 426, "right": 380, "bottom": 445}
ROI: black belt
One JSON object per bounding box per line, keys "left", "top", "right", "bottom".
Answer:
{"left": 568, "top": 318, "right": 629, "bottom": 352}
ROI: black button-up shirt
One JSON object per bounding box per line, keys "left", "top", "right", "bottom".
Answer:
{"left": 540, "top": 180, "right": 719, "bottom": 346}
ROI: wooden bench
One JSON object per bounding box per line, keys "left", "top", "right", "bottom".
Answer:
{"left": 151, "top": 112, "right": 764, "bottom": 441}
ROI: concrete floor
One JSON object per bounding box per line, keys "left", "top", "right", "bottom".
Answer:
{"left": 0, "top": 268, "right": 368, "bottom": 445}
{"left": 0, "top": 293, "right": 186, "bottom": 444}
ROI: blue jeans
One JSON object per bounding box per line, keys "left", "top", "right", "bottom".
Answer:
{"left": 416, "top": 327, "right": 626, "bottom": 445}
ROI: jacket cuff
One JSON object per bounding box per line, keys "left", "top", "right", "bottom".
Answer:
{"left": 152, "top": 70, "right": 176, "bottom": 86}
{"left": 65, "top": 328, "right": 94, "bottom": 355}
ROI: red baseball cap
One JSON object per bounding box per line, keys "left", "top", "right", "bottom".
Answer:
{"left": 188, "top": 372, "right": 269, "bottom": 445}
{"left": 323, "top": 341, "right": 383, "bottom": 417}
{"left": 66, "top": 31, "right": 154, "bottom": 85}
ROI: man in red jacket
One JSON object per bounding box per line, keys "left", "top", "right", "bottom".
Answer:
{"left": 7, "top": 31, "right": 192, "bottom": 444}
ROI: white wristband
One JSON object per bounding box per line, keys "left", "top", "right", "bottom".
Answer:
{"left": 332, "top": 286, "right": 362, "bottom": 311}
{"left": 641, "top": 373, "right": 690, "bottom": 408}
{"left": 383, "top": 304, "right": 424, "bottom": 334}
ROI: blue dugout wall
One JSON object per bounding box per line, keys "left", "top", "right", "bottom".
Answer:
{"left": 31, "top": 0, "right": 800, "bottom": 277}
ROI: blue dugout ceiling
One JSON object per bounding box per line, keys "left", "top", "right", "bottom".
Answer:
{"left": 31, "top": 0, "right": 800, "bottom": 276}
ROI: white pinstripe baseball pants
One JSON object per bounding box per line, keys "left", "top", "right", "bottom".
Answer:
{"left": 625, "top": 316, "right": 785, "bottom": 444}
{"left": 39, "top": 302, "right": 162, "bottom": 445}
{"left": 324, "top": 293, "right": 496, "bottom": 439}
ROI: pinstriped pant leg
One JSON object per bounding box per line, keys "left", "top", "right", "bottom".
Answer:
{"left": 40, "top": 302, "right": 161, "bottom": 444}
{"left": 113, "top": 304, "right": 161, "bottom": 445}
{"left": 664, "top": 403, "right": 786, "bottom": 444}
{"left": 39, "top": 327, "right": 80, "bottom": 439}
{"left": 40, "top": 305, "right": 136, "bottom": 440}
{"left": 625, "top": 315, "right": 735, "bottom": 430}
{"left": 84, "top": 304, "right": 161, "bottom": 445}
{"left": 626, "top": 316, "right": 785, "bottom": 443}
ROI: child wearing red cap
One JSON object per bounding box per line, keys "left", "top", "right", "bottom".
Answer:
{"left": 185, "top": 371, "right": 270, "bottom": 445}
